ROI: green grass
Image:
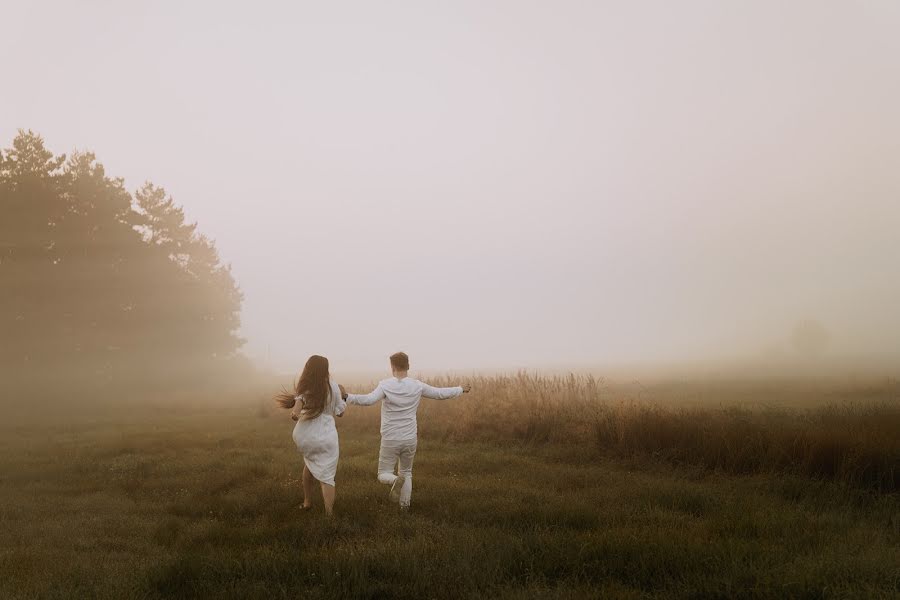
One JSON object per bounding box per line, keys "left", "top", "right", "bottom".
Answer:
{"left": 1, "top": 406, "right": 897, "bottom": 599}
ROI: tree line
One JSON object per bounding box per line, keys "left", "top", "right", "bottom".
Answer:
{"left": 1, "top": 131, "right": 246, "bottom": 395}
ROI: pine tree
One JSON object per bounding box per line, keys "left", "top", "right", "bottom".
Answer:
{"left": 1, "top": 131, "right": 245, "bottom": 396}
{"left": 0, "top": 131, "right": 69, "bottom": 381}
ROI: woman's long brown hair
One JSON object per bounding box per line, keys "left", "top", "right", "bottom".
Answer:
{"left": 274, "top": 355, "right": 331, "bottom": 420}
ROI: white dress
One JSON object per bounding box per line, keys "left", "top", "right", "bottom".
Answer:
{"left": 292, "top": 380, "right": 346, "bottom": 486}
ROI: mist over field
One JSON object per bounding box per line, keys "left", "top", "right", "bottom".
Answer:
{"left": 2, "top": 4, "right": 900, "bottom": 598}
{"left": 3, "top": 1, "right": 900, "bottom": 377}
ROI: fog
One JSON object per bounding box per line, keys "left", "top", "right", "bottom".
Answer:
{"left": 4, "top": 1, "right": 899, "bottom": 374}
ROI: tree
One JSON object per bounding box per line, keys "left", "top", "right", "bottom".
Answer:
{"left": 135, "top": 183, "right": 245, "bottom": 367}
{"left": 0, "top": 131, "right": 69, "bottom": 376}
{"left": 1, "top": 131, "right": 244, "bottom": 395}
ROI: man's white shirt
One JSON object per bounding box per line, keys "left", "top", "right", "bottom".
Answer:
{"left": 346, "top": 377, "right": 463, "bottom": 441}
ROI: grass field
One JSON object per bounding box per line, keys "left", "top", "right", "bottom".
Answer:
{"left": 1, "top": 377, "right": 898, "bottom": 598}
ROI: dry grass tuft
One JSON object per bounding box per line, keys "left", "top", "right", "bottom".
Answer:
{"left": 341, "top": 373, "right": 899, "bottom": 492}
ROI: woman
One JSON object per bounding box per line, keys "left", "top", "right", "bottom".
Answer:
{"left": 275, "top": 355, "right": 348, "bottom": 516}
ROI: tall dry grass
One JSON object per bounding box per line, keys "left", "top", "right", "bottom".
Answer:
{"left": 339, "top": 373, "right": 900, "bottom": 492}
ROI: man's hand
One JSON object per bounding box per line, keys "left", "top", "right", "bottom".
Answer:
{"left": 462, "top": 384, "right": 472, "bottom": 393}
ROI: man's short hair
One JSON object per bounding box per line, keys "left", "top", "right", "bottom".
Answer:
{"left": 390, "top": 352, "right": 409, "bottom": 371}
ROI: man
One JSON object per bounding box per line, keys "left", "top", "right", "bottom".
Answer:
{"left": 346, "top": 352, "right": 471, "bottom": 510}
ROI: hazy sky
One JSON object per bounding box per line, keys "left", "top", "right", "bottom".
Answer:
{"left": 3, "top": 1, "right": 899, "bottom": 373}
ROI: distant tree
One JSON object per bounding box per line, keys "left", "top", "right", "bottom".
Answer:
{"left": 135, "top": 183, "right": 244, "bottom": 367}
{"left": 0, "top": 131, "right": 69, "bottom": 376}
{"left": 0, "top": 130, "right": 244, "bottom": 394}
{"left": 57, "top": 151, "right": 147, "bottom": 380}
{"left": 791, "top": 319, "right": 829, "bottom": 357}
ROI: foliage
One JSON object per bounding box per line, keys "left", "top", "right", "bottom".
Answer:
{"left": 0, "top": 130, "right": 244, "bottom": 393}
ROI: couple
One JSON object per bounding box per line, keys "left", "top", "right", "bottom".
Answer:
{"left": 275, "top": 352, "right": 471, "bottom": 516}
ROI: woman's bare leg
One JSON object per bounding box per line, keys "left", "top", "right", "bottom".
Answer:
{"left": 320, "top": 483, "right": 336, "bottom": 516}
{"left": 301, "top": 464, "right": 316, "bottom": 508}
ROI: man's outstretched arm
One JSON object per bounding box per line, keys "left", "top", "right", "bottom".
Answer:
{"left": 421, "top": 382, "right": 471, "bottom": 400}
{"left": 347, "top": 384, "right": 386, "bottom": 406}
